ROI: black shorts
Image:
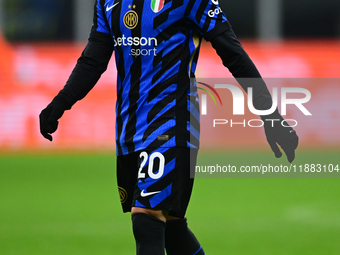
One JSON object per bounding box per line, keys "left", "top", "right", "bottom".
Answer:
{"left": 116, "top": 147, "right": 198, "bottom": 218}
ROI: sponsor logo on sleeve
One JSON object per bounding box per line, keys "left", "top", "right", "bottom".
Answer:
{"left": 208, "top": 0, "right": 222, "bottom": 17}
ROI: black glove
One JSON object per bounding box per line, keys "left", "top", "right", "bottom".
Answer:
{"left": 39, "top": 94, "right": 69, "bottom": 141}
{"left": 262, "top": 110, "right": 299, "bottom": 163}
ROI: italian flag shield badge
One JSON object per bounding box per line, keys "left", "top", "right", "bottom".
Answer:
{"left": 151, "top": 0, "right": 165, "bottom": 13}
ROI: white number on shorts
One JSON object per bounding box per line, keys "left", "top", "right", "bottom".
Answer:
{"left": 138, "top": 151, "right": 148, "bottom": 178}
{"left": 137, "top": 151, "right": 165, "bottom": 180}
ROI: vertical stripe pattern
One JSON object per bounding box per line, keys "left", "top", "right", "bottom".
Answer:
{"left": 92, "top": 0, "right": 229, "bottom": 155}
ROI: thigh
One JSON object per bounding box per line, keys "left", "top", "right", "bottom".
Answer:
{"left": 116, "top": 151, "right": 139, "bottom": 213}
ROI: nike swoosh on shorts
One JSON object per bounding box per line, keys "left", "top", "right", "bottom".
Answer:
{"left": 140, "top": 190, "right": 161, "bottom": 197}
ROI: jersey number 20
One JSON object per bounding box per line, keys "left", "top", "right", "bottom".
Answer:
{"left": 138, "top": 152, "right": 165, "bottom": 180}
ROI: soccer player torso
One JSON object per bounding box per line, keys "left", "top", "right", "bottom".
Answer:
{"left": 93, "top": 0, "right": 230, "bottom": 155}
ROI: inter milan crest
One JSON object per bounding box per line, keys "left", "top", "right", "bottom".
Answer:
{"left": 118, "top": 186, "right": 128, "bottom": 203}
{"left": 124, "top": 5, "right": 138, "bottom": 29}
{"left": 151, "top": 0, "right": 165, "bottom": 13}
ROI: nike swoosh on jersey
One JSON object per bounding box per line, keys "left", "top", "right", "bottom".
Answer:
{"left": 140, "top": 190, "right": 161, "bottom": 197}
{"left": 106, "top": 2, "right": 119, "bottom": 12}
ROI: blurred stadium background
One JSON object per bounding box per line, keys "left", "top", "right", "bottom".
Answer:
{"left": 0, "top": 0, "right": 340, "bottom": 254}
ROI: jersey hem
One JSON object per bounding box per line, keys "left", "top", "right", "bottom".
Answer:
{"left": 116, "top": 143, "right": 197, "bottom": 156}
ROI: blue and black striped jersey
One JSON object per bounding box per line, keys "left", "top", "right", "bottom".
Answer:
{"left": 90, "top": 0, "right": 231, "bottom": 155}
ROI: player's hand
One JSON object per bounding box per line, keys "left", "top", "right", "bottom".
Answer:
{"left": 39, "top": 95, "right": 68, "bottom": 141}
{"left": 262, "top": 110, "right": 299, "bottom": 163}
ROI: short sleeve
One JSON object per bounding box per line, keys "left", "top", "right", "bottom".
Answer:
{"left": 186, "top": 0, "right": 231, "bottom": 41}
{"left": 90, "top": 0, "right": 111, "bottom": 36}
